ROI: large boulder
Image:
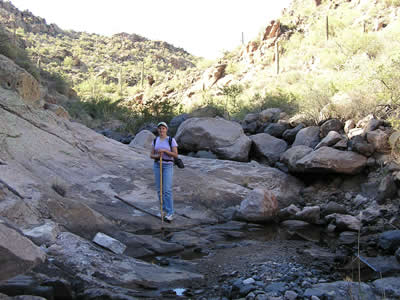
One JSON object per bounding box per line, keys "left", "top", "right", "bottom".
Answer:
{"left": 250, "top": 133, "right": 288, "bottom": 165}
{"left": 292, "top": 126, "right": 321, "bottom": 148}
{"left": 234, "top": 189, "right": 278, "bottom": 222}
{"left": 175, "top": 117, "right": 251, "bottom": 161}
{"left": 280, "top": 145, "right": 314, "bottom": 172}
{"left": 295, "top": 147, "right": 367, "bottom": 174}
{"left": 129, "top": 130, "right": 155, "bottom": 150}
{"left": 0, "top": 54, "right": 41, "bottom": 105}
{"left": 0, "top": 220, "right": 46, "bottom": 281}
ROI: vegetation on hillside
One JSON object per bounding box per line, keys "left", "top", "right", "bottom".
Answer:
{"left": 1, "top": 0, "right": 400, "bottom": 146}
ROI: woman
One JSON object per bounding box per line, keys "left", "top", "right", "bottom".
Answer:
{"left": 150, "top": 122, "right": 178, "bottom": 221}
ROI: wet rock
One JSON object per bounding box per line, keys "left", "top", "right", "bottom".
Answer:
{"left": 47, "top": 232, "right": 203, "bottom": 289}
{"left": 304, "top": 281, "right": 376, "bottom": 300}
{"left": 0, "top": 275, "right": 53, "bottom": 299}
{"left": 372, "top": 277, "right": 400, "bottom": 299}
{"left": 281, "top": 220, "right": 311, "bottom": 231}
{"left": 378, "top": 230, "right": 400, "bottom": 253}
{"left": 0, "top": 294, "right": 47, "bottom": 300}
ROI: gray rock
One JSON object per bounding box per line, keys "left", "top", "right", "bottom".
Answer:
{"left": 49, "top": 232, "right": 203, "bottom": 288}
{"left": 0, "top": 221, "right": 46, "bottom": 281}
{"left": 338, "top": 231, "right": 357, "bottom": 245}
{"left": 349, "top": 135, "right": 375, "bottom": 157}
{"left": 278, "top": 204, "right": 301, "bottom": 220}
{"left": 292, "top": 126, "right": 321, "bottom": 148}
{"left": 320, "top": 119, "right": 343, "bottom": 137}
{"left": 175, "top": 117, "right": 252, "bottom": 161}
{"left": 359, "top": 256, "right": 400, "bottom": 275}
{"left": 367, "top": 129, "right": 390, "bottom": 153}
{"left": 295, "top": 206, "right": 320, "bottom": 224}
{"left": 295, "top": 147, "right": 367, "bottom": 175}
{"left": 372, "top": 277, "right": 400, "bottom": 300}
{"left": 315, "top": 131, "right": 343, "bottom": 149}
{"left": 304, "top": 281, "right": 376, "bottom": 300}
{"left": 321, "top": 201, "right": 347, "bottom": 216}
{"left": 280, "top": 145, "right": 313, "bottom": 172}
{"left": 235, "top": 189, "right": 278, "bottom": 223}
{"left": 396, "top": 248, "right": 400, "bottom": 263}
{"left": 250, "top": 133, "right": 288, "bottom": 165}
{"left": 170, "top": 113, "right": 190, "bottom": 129}
{"left": 93, "top": 232, "right": 127, "bottom": 254}
{"left": 365, "top": 118, "right": 382, "bottom": 132}
{"left": 282, "top": 124, "right": 305, "bottom": 144}
{"left": 378, "top": 230, "right": 400, "bottom": 253}
{"left": 128, "top": 130, "right": 155, "bottom": 150}
{"left": 259, "top": 108, "right": 281, "bottom": 123}
{"left": 284, "top": 290, "right": 298, "bottom": 300}
{"left": 376, "top": 175, "right": 397, "bottom": 204}
{"left": 22, "top": 220, "right": 60, "bottom": 246}
{"left": 264, "top": 123, "right": 290, "bottom": 138}
{"left": 325, "top": 213, "right": 361, "bottom": 231}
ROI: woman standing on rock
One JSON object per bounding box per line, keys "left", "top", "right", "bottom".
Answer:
{"left": 150, "top": 122, "right": 178, "bottom": 222}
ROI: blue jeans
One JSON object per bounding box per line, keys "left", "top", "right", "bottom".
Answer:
{"left": 153, "top": 162, "right": 174, "bottom": 215}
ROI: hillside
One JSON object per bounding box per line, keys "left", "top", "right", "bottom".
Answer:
{"left": 0, "top": 0, "right": 202, "bottom": 131}
{"left": 1, "top": 0, "right": 400, "bottom": 143}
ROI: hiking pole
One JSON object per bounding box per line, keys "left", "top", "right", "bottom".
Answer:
{"left": 159, "top": 156, "right": 164, "bottom": 225}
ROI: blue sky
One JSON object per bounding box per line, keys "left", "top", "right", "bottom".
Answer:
{"left": 10, "top": 0, "right": 292, "bottom": 59}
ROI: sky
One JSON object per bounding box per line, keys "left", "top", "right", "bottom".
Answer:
{"left": 9, "top": 0, "right": 292, "bottom": 59}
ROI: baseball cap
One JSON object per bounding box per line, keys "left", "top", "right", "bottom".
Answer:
{"left": 157, "top": 122, "right": 168, "bottom": 129}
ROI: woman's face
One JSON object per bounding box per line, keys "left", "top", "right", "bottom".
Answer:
{"left": 158, "top": 125, "right": 168, "bottom": 137}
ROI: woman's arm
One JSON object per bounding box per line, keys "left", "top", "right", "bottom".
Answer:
{"left": 150, "top": 147, "right": 160, "bottom": 159}
{"left": 158, "top": 147, "right": 178, "bottom": 159}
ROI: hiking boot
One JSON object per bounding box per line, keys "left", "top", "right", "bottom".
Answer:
{"left": 164, "top": 214, "right": 174, "bottom": 222}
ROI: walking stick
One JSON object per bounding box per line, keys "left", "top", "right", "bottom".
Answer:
{"left": 159, "top": 156, "right": 164, "bottom": 225}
